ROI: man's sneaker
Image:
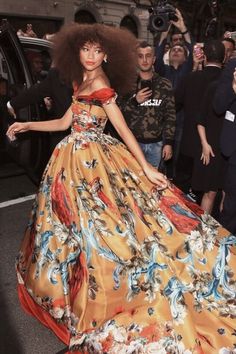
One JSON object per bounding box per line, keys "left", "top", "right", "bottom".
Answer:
{"left": 186, "top": 190, "right": 197, "bottom": 203}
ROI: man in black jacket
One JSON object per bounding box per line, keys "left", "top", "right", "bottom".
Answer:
{"left": 7, "top": 67, "right": 72, "bottom": 152}
{"left": 213, "top": 58, "right": 236, "bottom": 233}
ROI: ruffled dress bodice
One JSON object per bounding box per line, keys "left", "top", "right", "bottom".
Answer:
{"left": 71, "top": 87, "right": 116, "bottom": 136}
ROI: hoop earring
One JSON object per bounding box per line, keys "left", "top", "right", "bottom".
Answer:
{"left": 104, "top": 57, "right": 107, "bottom": 63}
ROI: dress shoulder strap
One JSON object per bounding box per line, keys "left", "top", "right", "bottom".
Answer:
{"left": 91, "top": 88, "right": 117, "bottom": 104}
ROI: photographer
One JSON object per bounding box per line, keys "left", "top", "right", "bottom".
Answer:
{"left": 153, "top": 6, "right": 193, "bottom": 178}
{"left": 154, "top": 8, "right": 193, "bottom": 89}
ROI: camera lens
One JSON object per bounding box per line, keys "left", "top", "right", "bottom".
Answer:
{"left": 148, "top": 1, "right": 178, "bottom": 32}
{"left": 153, "top": 16, "right": 164, "bottom": 29}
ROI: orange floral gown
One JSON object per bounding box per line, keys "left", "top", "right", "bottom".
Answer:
{"left": 17, "top": 88, "right": 236, "bottom": 353}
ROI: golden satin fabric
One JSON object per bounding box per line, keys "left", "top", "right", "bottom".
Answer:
{"left": 17, "top": 88, "right": 236, "bottom": 353}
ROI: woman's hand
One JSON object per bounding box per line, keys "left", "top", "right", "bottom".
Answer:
{"left": 162, "top": 144, "right": 172, "bottom": 161}
{"left": 143, "top": 163, "right": 169, "bottom": 189}
{"left": 6, "top": 122, "right": 30, "bottom": 141}
{"left": 201, "top": 142, "right": 215, "bottom": 165}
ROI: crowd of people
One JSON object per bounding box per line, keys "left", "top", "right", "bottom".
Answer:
{"left": 4, "top": 9, "right": 236, "bottom": 354}
{"left": 122, "top": 8, "right": 236, "bottom": 235}
{"left": 156, "top": 12, "right": 236, "bottom": 234}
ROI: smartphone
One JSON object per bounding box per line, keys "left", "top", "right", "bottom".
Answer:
{"left": 140, "top": 80, "right": 153, "bottom": 91}
{"left": 193, "top": 43, "right": 204, "bottom": 59}
{"left": 139, "top": 80, "right": 153, "bottom": 99}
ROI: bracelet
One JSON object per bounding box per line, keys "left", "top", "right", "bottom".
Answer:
{"left": 181, "top": 29, "right": 188, "bottom": 35}
{"left": 7, "top": 101, "right": 13, "bottom": 110}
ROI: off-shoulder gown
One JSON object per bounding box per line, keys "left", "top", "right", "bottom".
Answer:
{"left": 16, "top": 88, "right": 236, "bottom": 353}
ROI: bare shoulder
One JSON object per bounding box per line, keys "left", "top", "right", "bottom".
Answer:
{"left": 91, "top": 75, "right": 111, "bottom": 90}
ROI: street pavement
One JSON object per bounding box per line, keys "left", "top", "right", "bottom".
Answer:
{"left": 0, "top": 164, "right": 67, "bottom": 354}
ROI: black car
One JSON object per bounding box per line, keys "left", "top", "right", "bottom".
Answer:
{"left": 0, "top": 20, "right": 52, "bottom": 183}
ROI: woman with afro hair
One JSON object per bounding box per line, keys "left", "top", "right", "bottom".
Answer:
{"left": 7, "top": 23, "right": 236, "bottom": 353}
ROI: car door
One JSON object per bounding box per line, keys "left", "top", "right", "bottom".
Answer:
{"left": 0, "top": 20, "right": 47, "bottom": 184}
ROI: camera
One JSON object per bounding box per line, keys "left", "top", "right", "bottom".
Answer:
{"left": 148, "top": 0, "right": 178, "bottom": 33}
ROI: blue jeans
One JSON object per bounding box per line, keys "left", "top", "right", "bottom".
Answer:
{"left": 139, "top": 141, "right": 163, "bottom": 169}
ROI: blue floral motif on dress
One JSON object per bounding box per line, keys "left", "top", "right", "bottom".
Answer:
{"left": 112, "top": 236, "right": 168, "bottom": 302}
{"left": 164, "top": 277, "right": 192, "bottom": 323}
{"left": 176, "top": 240, "right": 194, "bottom": 265}
{"left": 46, "top": 249, "right": 81, "bottom": 294}
{"left": 34, "top": 230, "right": 54, "bottom": 278}
{"left": 155, "top": 210, "right": 173, "bottom": 235}
{"left": 202, "top": 234, "right": 236, "bottom": 300}
{"left": 81, "top": 218, "right": 120, "bottom": 264}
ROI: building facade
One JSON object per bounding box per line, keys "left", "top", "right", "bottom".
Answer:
{"left": 0, "top": 0, "right": 236, "bottom": 42}
{"left": 0, "top": 0, "right": 153, "bottom": 41}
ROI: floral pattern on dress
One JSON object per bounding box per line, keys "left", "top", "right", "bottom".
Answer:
{"left": 16, "top": 88, "right": 236, "bottom": 353}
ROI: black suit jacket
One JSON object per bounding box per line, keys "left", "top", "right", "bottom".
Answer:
{"left": 10, "top": 67, "right": 73, "bottom": 149}
{"left": 10, "top": 67, "right": 72, "bottom": 118}
{"left": 213, "top": 58, "right": 236, "bottom": 165}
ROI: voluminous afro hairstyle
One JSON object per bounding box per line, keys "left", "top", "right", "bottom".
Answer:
{"left": 53, "top": 23, "right": 138, "bottom": 95}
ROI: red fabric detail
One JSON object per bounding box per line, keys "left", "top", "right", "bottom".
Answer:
{"left": 17, "top": 284, "right": 70, "bottom": 345}
{"left": 160, "top": 197, "right": 200, "bottom": 234}
{"left": 170, "top": 185, "right": 203, "bottom": 216}
{"left": 69, "top": 252, "right": 88, "bottom": 306}
{"left": 77, "top": 88, "right": 116, "bottom": 103}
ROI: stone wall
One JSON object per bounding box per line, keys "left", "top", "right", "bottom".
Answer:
{"left": 0, "top": 0, "right": 154, "bottom": 42}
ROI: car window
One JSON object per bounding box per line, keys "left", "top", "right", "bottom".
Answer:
{"left": 0, "top": 24, "right": 53, "bottom": 182}
{"left": 0, "top": 34, "right": 28, "bottom": 95}
{"left": 21, "top": 42, "right": 52, "bottom": 83}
